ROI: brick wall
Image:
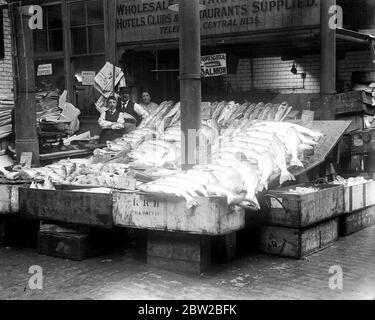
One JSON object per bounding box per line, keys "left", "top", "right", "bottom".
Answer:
{"left": 0, "top": 2, "right": 14, "bottom": 99}
{"left": 225, "top": 50, "right": 375, "bottom": 94}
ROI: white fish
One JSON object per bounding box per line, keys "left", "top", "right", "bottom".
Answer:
{"left": 253, "top": 121, "right": 322, "bottom": 141}
{"left": 269, "top": 135, "right": 296, "bottom": 185}
{"left": 236, "top": 161, "right": 261, "bottom": 208}
{"left": 286, "top": 127, "right": 304, "bottom": 167}
{"left": 138, "top": 183, "right": 199, "bottom": 209}
{"left": 163, "top": 175, "right": 209, "bottom": 197}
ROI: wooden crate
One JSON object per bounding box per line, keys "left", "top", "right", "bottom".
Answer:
{"left": 113, "top": 191, "right": 245, "bottom": 235}
{"left": 339, "top": 205, "right": 375, "bottom": 236}
{"left": 0, "top": 184, "right": 28, "bottom": 215}
{"left": 147, "top": 231, "right": 212, "bottom": 275}
{"left": 311, "top": 91, "right": 375, "bottom": 117}
{"left": 259, "top": 218, "right": 339, "bottom": 259}
{"left": 18, "top": 186, "right": 113, "bottom": 228}
{"left": 260, "top": 183, "right": 344, "bottom": 228}
{"left": 344, "top": 129, "right": 375, "bottom": 155}
{"left": 38, "top": 231, "right": 103, "bottom": 261}
{"left": 343, "top": 180, "right": 375, "bottom": 213}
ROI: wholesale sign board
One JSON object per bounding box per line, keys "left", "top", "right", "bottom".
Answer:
{"left": 116, "top": 0, "right": 320, "bottom": 43}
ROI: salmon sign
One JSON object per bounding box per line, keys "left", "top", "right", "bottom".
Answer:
{"left": 201, "top": 53, "right": 227, "bottom": 78}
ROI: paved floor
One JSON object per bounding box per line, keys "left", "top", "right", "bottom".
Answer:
{"left": 0, "top": 226, "right": 374, "bottom": 300}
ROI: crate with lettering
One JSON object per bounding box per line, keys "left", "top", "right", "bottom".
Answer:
{"left": 112, "top": 191, "right": 245, "bottom": 235}
{"left": 260, "top": 183, "right": 344, "bottom": 228}
{"left": 18, "top": 185, "right": 113, "bottom": 228}
{"left": 258, "top": 218, "right": 339, "bottom": 259}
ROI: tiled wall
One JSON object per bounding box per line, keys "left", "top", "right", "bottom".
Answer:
{"left": 225, "top": 50, "right": 375, "bottom": 94}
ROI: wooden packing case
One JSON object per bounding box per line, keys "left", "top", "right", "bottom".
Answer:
{"left": 260, "top": 183, "right": 344, "bottom": 228}
{"left": 339, "top": 205, "right": 375, "bottom": 236}
{"left": 113, "top": 191, "right": 245, "bottom": 235}
{"left": 18, "top": 185, "right": 113, "bottom": 228}
{"left": 259, "top": 218, "right": 339, "bottom": 259}
{"left": 38, "top": 230, "right": 103, "bottom": 261}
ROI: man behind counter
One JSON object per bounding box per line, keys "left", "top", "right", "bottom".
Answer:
{"left": 118, "top": 87, "right": 149, "bottom": 127}
{"left": 98, "top": 95, "right": 126, "bottom": 144}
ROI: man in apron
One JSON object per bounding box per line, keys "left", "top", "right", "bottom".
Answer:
{"left": 98, "top": 95, "right": 126, "bottom": 144}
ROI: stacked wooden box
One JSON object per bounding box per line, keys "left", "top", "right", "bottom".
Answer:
{"left": 339, "top": 180, "right": 375, "bottom": 236}
{"left": 257, "top": 183, "right": 344, "bottom": 259}
{"left": 339, "top": 129, "right": 375, "bottom": 177}
{"left": 311, "top": 91, "right": 375, "bottom": 131}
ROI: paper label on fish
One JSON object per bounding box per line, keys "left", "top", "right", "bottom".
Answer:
{"left": 116, "top": 177, "right": 137, "bottom": 191}
{"left": 270, "top": 197, "right": 284, "bottom": 209}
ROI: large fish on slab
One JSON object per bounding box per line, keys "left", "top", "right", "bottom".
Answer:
{"left": 285, "top": 127, "right": 304, "bottom": 167}
{"left": 236, "top": 160, "right": 261, "bottom": 208}
{"left": 269, "top": 135, "right": 296, "bottom": 185}
{"left": 252, "top": 121, "right": 322, "bottom": 141}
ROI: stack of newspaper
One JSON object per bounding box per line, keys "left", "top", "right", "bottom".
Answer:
{"left": 94, "top": 62, "right": 126, "bottom": 113}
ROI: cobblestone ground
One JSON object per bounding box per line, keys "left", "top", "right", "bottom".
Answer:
{"left": 0, "top": 226, "right": 374, "bottom": 300}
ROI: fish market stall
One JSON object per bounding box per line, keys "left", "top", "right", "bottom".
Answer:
{"left": 10, "top": 99, "right": 360, "bottom": 271}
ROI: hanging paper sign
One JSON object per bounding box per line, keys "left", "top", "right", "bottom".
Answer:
{"left": 82, "top": 71, "right": 96, "bottom": 86}
{"left": 20, "top": 152, "right": 33, "bottom": 168}
{"left": 201, "top": 53, "right": 227, "bottom": 78}
{"left": 37, "top": 64, "right": 53, "bottom": 76}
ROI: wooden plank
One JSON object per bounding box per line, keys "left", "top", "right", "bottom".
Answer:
{"left": 0, "top": 184, "right": 28, "bottom": 215}
{"left": 339, "top": 205, "right": 375, "bottom": 236}
{"left": 259, "top": 219, "right": 338, "bottom": 259}
{"left": 147, "top": 232, "right": 211, "bottom": 275}
{"left": 19, "top": 187, "right": 113, "bottom": 228}
{"left": 113, "top": 191, "right": 245, "bottom": 235}
{"left": 261, "top": 183, "right": 344, "bottom": 228}
{"left": 0, "top": 185, "right": 11, "bottom": 214}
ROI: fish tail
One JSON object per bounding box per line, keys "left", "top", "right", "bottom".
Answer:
{"left": 279, "top": 169, "right": 296, "bottom": 185}
{"left": 248, "top": 194, "right": 260, "bottom": 209}
{"left": 290, "top": 157, "right": 304, "bottom": 168}
{"left": 186, "top": 197, "right": 200, "bottom": 209}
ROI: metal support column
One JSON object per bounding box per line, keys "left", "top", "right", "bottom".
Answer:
{"left": 14, "top": 7, "right": 39, "bottom": 165}
{"left": 320, "top": 0, "right": 336, "bottom": 120}
{"left": 179, "top": 0, "right": 202, "bottom": 169}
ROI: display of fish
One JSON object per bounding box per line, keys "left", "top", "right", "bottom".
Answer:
{"left": 211, "top": 101, "right": 226, "bottom": 120}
